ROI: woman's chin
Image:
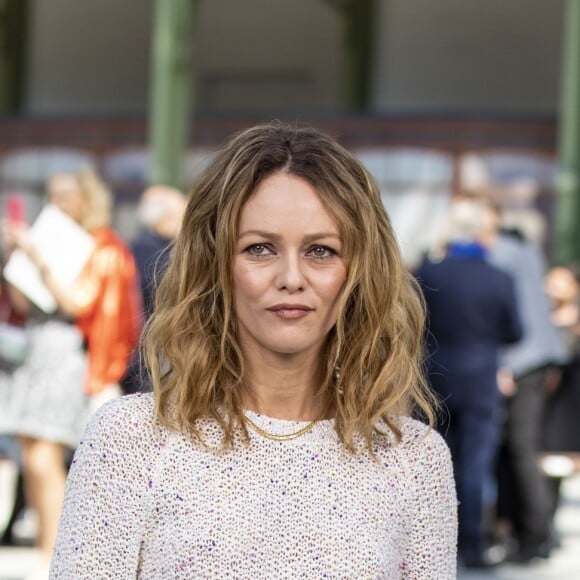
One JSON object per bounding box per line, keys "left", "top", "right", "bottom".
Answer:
{"left": 263, "top": 341, "right": 321, "bottom": 358}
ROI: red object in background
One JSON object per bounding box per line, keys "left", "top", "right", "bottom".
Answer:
{"left": 1, "top": 194, "right": 26, "bottom": 325}
{"left": 5, "top": 194, "right": 26, "bottom": 223}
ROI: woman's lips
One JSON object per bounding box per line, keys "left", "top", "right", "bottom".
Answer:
{"left": 267, "top": 304, "right": 314, "bottom": 320}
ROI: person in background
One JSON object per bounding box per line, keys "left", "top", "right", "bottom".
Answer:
{"left": 0, "top": 169, "right": 142, "bottom": 578}
{"left": 489, "top": 207, "right": 568, "bottom": 563}
{"left": 545, "top": 266, "right": 580, "bottom": 355}
{"left": 540, "top": 266, "right": 580, "bottom": 539}
{"left": 416, "top": 199, "right": 522, "bottom": 569}
{"left": 120, "top": 185, "right": 186, "bottom": 395}
{"left": 51, "top": 123, "right": 457, "bottom": 579}
{"left": 0, "top": 266, "right": 27, "bottom": 548}
{"left": 131, "top": 185, "right": 186, "bottom": 318}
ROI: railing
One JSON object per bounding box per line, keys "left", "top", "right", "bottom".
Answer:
{"left": 0, "top": 115, "right": 558, "bottom": 151}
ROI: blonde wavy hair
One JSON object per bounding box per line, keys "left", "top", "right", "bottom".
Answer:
{"left": 49, "top": 169, "right": 112, "bottom": 231}
{"left": 145, "top": 123, "right": 437, "bottom": 452}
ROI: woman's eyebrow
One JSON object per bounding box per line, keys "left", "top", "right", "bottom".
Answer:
{"left": 238, "top": 230, "right": 341, "bottom": 242}
{"left": 302, "top": 233, "right": 341, "bottom": 243}
{"left": 238, "top": 230, "right": 280, "bottom": 240}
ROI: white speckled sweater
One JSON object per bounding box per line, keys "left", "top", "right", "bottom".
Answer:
{"left": 50, "top": 393, "right": 457, "bottom": 579}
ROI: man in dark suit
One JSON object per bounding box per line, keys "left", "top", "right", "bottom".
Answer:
{"left": 416, "top": 199, "right": 522, "bottom": 568}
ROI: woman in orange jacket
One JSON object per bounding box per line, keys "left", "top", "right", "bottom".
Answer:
{"left": 1, "top": 169, "right": 141, "bottom": 575}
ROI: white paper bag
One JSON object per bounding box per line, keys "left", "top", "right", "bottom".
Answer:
{"left": 3, "top": 205, "right": 95, "bottom": 313}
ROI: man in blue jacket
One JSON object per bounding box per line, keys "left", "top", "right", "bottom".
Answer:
{"left": 416, "top": 199, "right": 522, "bottom": 568}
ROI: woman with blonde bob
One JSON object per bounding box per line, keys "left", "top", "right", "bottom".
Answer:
{"left": 51, "top": 123, "right": 457, "bottom": 579}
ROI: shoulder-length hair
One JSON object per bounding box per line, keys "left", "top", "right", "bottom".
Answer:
{"left": 75, "top": 168, "right": 112, "bottom": 231}
{"left": 145, "top": 122, "right": 436, "bottom": 452}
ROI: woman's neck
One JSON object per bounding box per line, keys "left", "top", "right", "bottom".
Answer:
{"left": 241, "top": 351, "right": 326, "bottom": 422}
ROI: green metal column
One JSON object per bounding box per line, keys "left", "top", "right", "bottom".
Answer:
{"left": 148, "top": 0, "right": 196, "bottom": 188}
{"left": 0, "top": 0, "right": 27, "bottom": 114}
{"left": 343, "top": 0, "right": 375, "bottom": 111}
{"left": 322, "top": 0, "right": 376, "bottom": 111}
{"left": 556, "top": 0, "right": 580, "bottom": 263}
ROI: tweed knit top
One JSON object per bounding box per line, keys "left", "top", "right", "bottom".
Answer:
{"left": 50, "top": 394, "right": 457, "bottom": 579}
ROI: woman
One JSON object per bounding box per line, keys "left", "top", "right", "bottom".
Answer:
{"left": 51, "top": 124, "right": 457, "bottom": 578}
{"left": 0, "top": 170, "right": 141, "bottom": 576}
{"left": 542, "top": 266, "right": 580, "bottom": 530}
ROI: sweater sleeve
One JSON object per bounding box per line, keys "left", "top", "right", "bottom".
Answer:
{"left": 400, "top": 421, "right": 458, "bottom": 579}
{"left": 50, "top": 395, "right": 160, "bottom": 579}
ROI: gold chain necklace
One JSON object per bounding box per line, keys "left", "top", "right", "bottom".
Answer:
{"left": 243, "top": 414, "right": 319, "bottom": 441}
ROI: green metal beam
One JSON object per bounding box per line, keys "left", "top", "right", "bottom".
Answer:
{"left": 322, "top": 0, "right": 376, "bottom": 111}
{"left": 148, "top": 0, "right": 196, "bottom": 188}
{"left": 0, "top": 0, "right": 27, "bottom": 113}
{"left": 556, "top": 0, "right": 580, "bottom": 263}
{"left": 343, "top": 0, "right": 375, "bottom": 111}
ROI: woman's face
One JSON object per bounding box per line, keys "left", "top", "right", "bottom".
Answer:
{"left": 47, "top": 174, "right": 86, "bottom": 224}
{"left": 233, "top": 171, "right": 347, "bottom": 360}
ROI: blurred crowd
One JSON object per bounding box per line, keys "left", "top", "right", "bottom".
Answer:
{"left": 1, "top": 158, "right": 580, "bottom": 578}
{"left": 415, "top": 192, "right": 580, "bottom": 569}
{"left": 0, "top": 171, "right": 185, "bottom": 579}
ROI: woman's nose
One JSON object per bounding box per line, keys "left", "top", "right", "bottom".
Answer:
{"left": 275, "top": 253, "right": 305, "bottom": 292}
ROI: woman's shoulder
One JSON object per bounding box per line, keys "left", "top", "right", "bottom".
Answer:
{"left": 83, "top": 392, "right": 160, "bottom": 445}
{"left": 399, "top": 416, "right": 447, "bottom": 448}
{"left": 95, "top": 391, "right": 155, "bottom": 420}
{"left": 374, "top": 417, "right": 455, "bottom": 497}
{"left": 375, "top": 416, "right": 450, "bottom": 462}
{"left": 68, "top": 393, "right": 165, "bottom": 490}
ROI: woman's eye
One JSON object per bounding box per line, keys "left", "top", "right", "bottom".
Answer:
{"left": 308, "top": 245, "right": 336, "bottom": 259}
{"left": 245, "top": 244, "right": 272, "bottom": 256}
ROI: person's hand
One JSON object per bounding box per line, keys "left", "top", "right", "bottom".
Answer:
{"left": 2, "top": 220, "right": 44, "bottom": 269}
{"left": 1, "top": 219, "right": 21, "bottom": 256}
{"left": 544, "top": 366, "right": 563, "bottom": 396}
{"left": 497, "top": 367, "right": 517, "bottom": 397}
